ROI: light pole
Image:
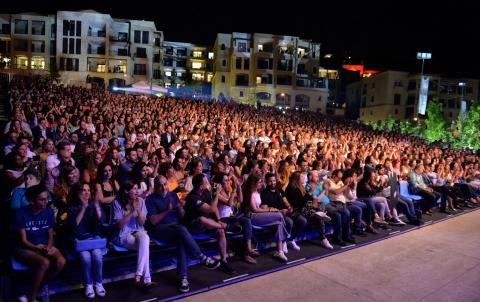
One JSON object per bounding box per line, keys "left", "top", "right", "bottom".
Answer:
{"left": 416, "top": 52, "right": 432, "bottom": 117}
{"left": 459, "top": 82, "right": 466, "bottom": 120}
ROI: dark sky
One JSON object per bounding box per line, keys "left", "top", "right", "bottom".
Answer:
{"left": 2, "top": 0, "right": 479, "bottom": 77}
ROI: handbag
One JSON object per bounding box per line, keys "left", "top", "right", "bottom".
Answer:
{"left": 74, "top": 234, "right": 107, "bottom": 253}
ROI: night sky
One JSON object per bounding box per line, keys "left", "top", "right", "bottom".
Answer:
{"left": 2, "top": 0, "right": 479, "bottom": 78}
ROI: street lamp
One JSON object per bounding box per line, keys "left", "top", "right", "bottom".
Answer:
{"left": 459, "top": 82, "right": 466, "bottom": 119}
{"left": 416, "top": 52, "right": 432, "bottom": 117}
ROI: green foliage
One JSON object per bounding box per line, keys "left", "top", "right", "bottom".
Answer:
{"left": 422, "top": 98, "right": 447, "bottom": 143}
{"left": 385, "top": 115, "right": 396, "bottom": 132}
{"left": 449, "top": 103, "right": 480, "bottom": 151}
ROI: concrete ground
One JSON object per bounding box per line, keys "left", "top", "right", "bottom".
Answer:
{"left": 180, "top": 210, "right": 480, "bottom": 302}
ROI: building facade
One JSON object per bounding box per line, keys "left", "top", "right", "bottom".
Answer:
{"left": 162, "top": 41, "right": 213, "bottom": 96}
{"left": 346, "top": 70, "right": 479, "bottom": 123}
{"left": 0, "top": 10, "right": 164, "bottom": 88}
{"left": 212, "top": 32, "right": 329, "bottom": 112}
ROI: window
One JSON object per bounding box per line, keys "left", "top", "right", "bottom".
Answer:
{"left": 176, "top": 60, "right": 186, "bottom": 68}
{"left": 207, "top": 73, "right": 213, "bottom": 82}
{"left": 394, "top": 93, "right": 401, "bottom": 105}
{"left": 96, "top": 64, "right": 106, "bottom": 72}
{"left": 221, "top": 75, "right": 225, "bottom": 83}
{"left": 2, "top": 23, "right": 11, "bottom": 34}
{"left": 142, "top": 31, "right": 149, "bottom": 44}
{"left": 193, "top": 51, "right": 202, "bottom": 58}
{"left": 222, "top": 60, "right": 226, "bottom": 67}
{"left": 134, "top": 30, "right": 141, "bottom": 43}
{"left": 236, "top": 58, "right": 241, "bottom": 69}
{"left": 63, "top": 38, "right": 68, "bottom": 54}
{"left": 69, "top": 38, "right": 74, "bottom": 54}
{"left": 256, "top": 76, "right": 261, "bottom": 84}
{"left": 14, "top": 20, "right": 28, "bottom": 34}
{"left": 407, "top": 95, "right": 415, "bottom": 105}
{"left": 277, "top": 75, "right": 292, "bottom": 86}
{"left": 295, "top": 94, "right": 310, "bottom": 108}
{"left": 208, "top": 52, "right": 214, "bottom": 59}
{"left": 240, "top": 91, "right": 244, "bottom": 97}
{"left": 76, "top": 21, "right": 81, "bottom": 36}
{"left": 258, "top": 44, "right": 263, "bottom": 51}
{"left": 192, "top": 62, "right": 202, "bottom": 69}
{"left": 69, "top": 21, "right": 75, "bottom": 36}
{"left": 13, "top": 39, "right": 28, "bottom": 52}
{"left": 192, "top": 73, "right": 204, "bottom": 81}
{"left": 136, "top": 47, "right": 147, "bottom": 58}
{"left": 371, "top": 82, "right": 375, "bottom": 88}
{"left": 221, "top": 43, "right": 225, "bottom": 50}
{"left": 244, "top": 58, "right": 249, "bottom": 70}
{"left": 60, "top": 58, "right": 79, "bottom": 71}
{"left": 257, "top": 58, "right": 272, "bottom": 69}
{"left": 405, "top": 107, "right": 414, "bottom": 119}
{"left": 63, "top": 20, "right": 69, "bottom": 36}
{"left": 32, "top": 40, "right": 45, "bottom": 53}
{"left": 238, "top": 42, "right": 247, "bottom": 52}
{"left": 165, "top": 71, "right": 171, "bottom": 77}
{"left": 235, "top": 74, "right": 249, "bottom": 86}
{"left": 153, "top": 69, "right": 161, "bottom": 79}
{"left": 408, "top": 80, "right": 416, "bottom": 90}
{"left": 297, "top": 63, "right": 306, "bottom": 74}
{"left": 75, "top": 39, "right": 81, "bottom": 55}
{"left": 134, "top": 64, "right": 147, "bottom": 75}
{"left": 370, "top": 96, "right": 374, "bottom": 103}
{"left": 31, "top": 21, "right": 45, "bottom": 35}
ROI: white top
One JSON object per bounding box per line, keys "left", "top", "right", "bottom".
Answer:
{"left": 252, "top": 191, "right": 262, "bottom": 208}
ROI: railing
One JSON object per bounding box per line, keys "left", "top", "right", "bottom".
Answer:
{"left": 88, "top": 30, "right": 106, "bottom": 37}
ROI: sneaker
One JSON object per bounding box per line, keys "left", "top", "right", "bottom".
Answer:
{"left": 85, "top": 284, "right": 95, "bottom": 299}
{"left": 18, "top": 295, "right": 28, "bottom": 302}
{"left": 287, "top": 240, "right": 301, "bottom": 251}
{"left": 273, "top": 251, "right": 288, "bottom": 263}
{"left": 394, "top": 218, "right": 406, "bottom": 226}
{"left": 94, "top": 283, "right": 106, "bottom": 297}
{"left": 282, "top": 241, "right": 288, "bottom": 254}
{"left": 178, "top": 278, "right": 190, "bottom": 293}
{"left": 314, "top": 211, "right": 331, "bottom": 222}
{"left": 320, "top": 238, "right": 334, "bottom": 250}
{"left": 219, "top": 260, "right": 236, "bottom": 275}
{"left": 201, "top": 256, "right": 221, "bottom": 270}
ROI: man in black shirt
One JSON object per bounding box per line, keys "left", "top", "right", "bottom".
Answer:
{"left": 184, "top": 174, "right": 235, "bottom": 274}
{"left": 260, "top": 173, "right": 306, "bottom": 251}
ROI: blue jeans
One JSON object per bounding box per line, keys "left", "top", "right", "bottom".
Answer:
{"left": 285, "top": 213, "right": 307, "bottom": 240}
{"left": 326, "top": 202, "right": 351, "bottom": 241}
{"left": 78, "top": 249, "right": 103, "bottom": 285}
{"left": 397, "top": 197, "right": 416, "bottom": 222}
{"left": 347, "top": 201, "right": 365, "bottom": 230}
{"left": 149, "top": 224, "right": 204, "bottom": 278}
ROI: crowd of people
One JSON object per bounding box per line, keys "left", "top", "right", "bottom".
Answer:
{"left": 2, "top": 78, "right": 480, "bottom": 302}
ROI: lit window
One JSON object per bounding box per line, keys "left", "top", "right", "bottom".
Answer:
{"left": 207, "top": 73, "right": 213, "bottom": 82}
{"left": 258, "top": 44, "right": 263, "bottom": 51}
{"left": 256, "top": 76, "right": 261, "bottom": 84}
{"left": 192, "top": 62, "right": 202, "bottom": 69}
{"left": 192, "top": 73, "right": 204, "bottom": 81}
{"left": 208, "top": 52, "right": 214, "bottom": 59}
{"left": 97, "top": 64, "right": 105, "bottom": 72}
{"left": 193, "top": 51, "right": 202, "bottom": 58}
{"left": 176, "top": 72, "right": 182, "bottom": 77}
{"left": 165, "top": 71, "right": 171, "bottom": 77}
{"left": 298, "top": 48, "right": 305, "bottom": 57}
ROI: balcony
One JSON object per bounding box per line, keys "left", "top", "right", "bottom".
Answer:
{"left": 109, "top": 32, "right": 128, "bottom": 42}
{"left": 88, "top": 46, "right": 106, "bottom": 55}
{"left": 116, "top": 48, "right": 129, "bottom": 56}
{"left": 88, "top": 30, "right": 106, "bottom": 38}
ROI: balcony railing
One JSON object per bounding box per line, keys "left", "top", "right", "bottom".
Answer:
{"left": 88, "top": 30, "right": 106, "bottom": 37}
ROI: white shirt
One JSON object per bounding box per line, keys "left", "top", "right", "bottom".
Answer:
{"left": 252, "top": 191, "right": 262, "bottom": 209}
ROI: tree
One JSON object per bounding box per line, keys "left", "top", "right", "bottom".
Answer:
{"left": 422, "top": 98, "right": 447, "bottom": 143}
{"left": 385, "top": 115, "right": 396, "bottom": 132}
{"left": 450, "top": 102, "right": 480, "bottom": 151}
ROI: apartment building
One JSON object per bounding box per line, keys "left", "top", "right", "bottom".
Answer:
{"left": 162, "top": 41, "right": 213, "bottom": 94}
{"left": 0, "top": 10, "right": 164, "bottom": 88}
{"left": 346, "top": 70, "right": 479, "bottom": 123}
{"left": 212, "top": 32, "right": 328, "bottom": 112}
